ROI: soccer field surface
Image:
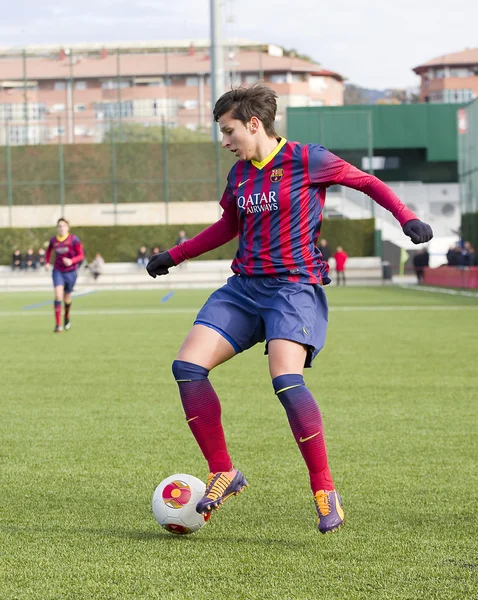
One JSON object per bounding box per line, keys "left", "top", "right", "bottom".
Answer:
{"left": 1, "top": 286, "right": 477, "bottom": 600}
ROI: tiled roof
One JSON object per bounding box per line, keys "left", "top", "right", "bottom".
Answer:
{"left": 0, "top": 50, "right": 342, "bottom": 81}
{"left": 413, "top": 48, "right": 478, "bottom": 72}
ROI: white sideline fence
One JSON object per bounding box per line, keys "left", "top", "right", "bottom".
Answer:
{"left": 0, "top": 257, "right": 384, "bottom": 292}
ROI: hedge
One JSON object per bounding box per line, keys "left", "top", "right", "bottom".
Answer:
{"left": 0, "top": 219, "right": 374, "bottom": 265}
{"left": 0, "top": 142, "right": 236, "bottom": 206}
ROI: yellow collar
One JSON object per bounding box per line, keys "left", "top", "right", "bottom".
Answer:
{"left": 251, "top": 137, "right": 287, "bottom": 170}
{"left": 56, "top": 234, "right": 69, "bottom": 242}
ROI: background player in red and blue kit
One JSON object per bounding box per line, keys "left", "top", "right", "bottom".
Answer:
{"left": 147, "top": 85, "right": 433, "bottom": 534}
{"left": 45, "top": 218, "right": 84, "bottom": 333}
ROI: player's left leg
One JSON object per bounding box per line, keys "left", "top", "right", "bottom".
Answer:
{"left": 268, "top": 340, "right": 343, "bottom": 533}
{"left": 63, "top": 272, "right": 77, "bottom": 330}
{"left": 64, "top": 291, "right": 72, "bottom": 330}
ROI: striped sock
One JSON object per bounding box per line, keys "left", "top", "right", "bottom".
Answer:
{"left": 54, "top": 300, "right": 62, "bottom": 326}
{"left": 273, "top": 374, "right": 334, "bottom": 492}
{"left": 172, "top": 360, "right": 233, "bottom": 473}
{"left": 64, "top": 302, "right": 71, "bottom": 320}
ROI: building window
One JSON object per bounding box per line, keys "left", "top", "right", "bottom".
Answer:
{"left": 101, "top": 79, "right": 131, "bottom": 89}
{"left": 244, "top": 74, "right": 259, "bottom": 85}
{"left": 362, "top": 156, "right": 400, "bottom": 170}
{"left": 444, "top": 89, "right": 474, "bottom": 103}
{"left": 75, "top": 80, "right": 87, "bottom": 90}
{"left": 74, "top": 125, "right": 87, "bottom": 136}
{"left": 8, "top": 125, "right": 39, "bottom": 145}
{"left": 269, "top": 74, "right": 288, "bottom": 84}
{"left": 185, "top": 76, "right": 199, "bottom": 86}
{"left": 0, "top": 103, "right": 45, "bottom": 121}
{"left": 74, "top": 104, "right": 86, "bottom": 112}
{"left": 449, "top": 68, "right": 471, "bottom": 78}
{"left": 54, "top": 81, "right": 66, "bottom": 90}
{"left": 183, "top": 99, "right": 198, "bottom": 110}
{"left": 429, "top": 90, "right": 444, "bottom": 103}
{"left": 94, "top": 101, "right": 134, "bottom": 119}
{"left": 135, "top": 77, "right": 164, "bottom": 87}
{"left": 51, "top": 104, "right": 65, "bottom": 113}
{"left": 310, "top": 75, "right": 327, "bottom": 92}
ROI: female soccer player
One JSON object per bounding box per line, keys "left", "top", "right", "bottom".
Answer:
{"left": 45, "top": 218, "right": 85, "bottom": 333}
{"left": 147, "top": 85, "right": 433, "bottom": 533}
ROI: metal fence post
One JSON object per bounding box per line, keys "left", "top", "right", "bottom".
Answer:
{"left": 5, "top": 120, "right": 13, "bottom": 227}
{"left": 57, "top": 116, "right": 65, "bottom": 217}
{"left": 366, "top": 111, "right": 381, "bottom": 257}
{"left": 23, "top": 49, "right": 29, "bottom": 145}
{"left": 162, "top": 117, "right": 169, "bottom": 224}
{"left": 215, "top": 141, "right": 222, "bottom": 217}
{"left": 110, "top": 119, "right": 118, "bottom": 225}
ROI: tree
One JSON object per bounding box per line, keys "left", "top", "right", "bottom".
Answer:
{"left": 344, "top": 84, "right": 370, "bottom": 105}
{"left": 282, "top": 48, "right": 314, "bottom": 62}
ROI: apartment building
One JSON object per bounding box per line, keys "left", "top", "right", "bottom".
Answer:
{"left": 413, "top": 47, "right": 478, "bottom": 104}
{"left": 0, "top": 40, "right": 344, "bottom": 145}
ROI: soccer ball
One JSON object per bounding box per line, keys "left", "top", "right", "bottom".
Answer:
{"left": 152, "top": 474, "right": 209, "bottom": 535}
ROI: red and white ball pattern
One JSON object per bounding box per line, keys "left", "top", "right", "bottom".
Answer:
{"left": 152, "top": 473, "right": 208, "bottom": 535}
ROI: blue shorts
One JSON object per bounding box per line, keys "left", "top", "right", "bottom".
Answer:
{"left": 52, "top": 269, "right": 78, "bottom": 293}
{"left": 194, "top": 275, "right": 328, "bottom": 368}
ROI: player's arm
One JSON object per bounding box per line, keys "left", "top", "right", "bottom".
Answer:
{"left": 147, "top": 188, "right": 239, "bottom": 278}
{"left": 69, "top": 238, "right": 85, "bottom": 265}
{"left": 308, "top": 146, "right": 433, "bottom": 244}
{"left": 44, "top": 239, "right": 53, "bottom": 270}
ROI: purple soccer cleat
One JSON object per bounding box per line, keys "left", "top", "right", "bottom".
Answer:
{"left": 314, "top": 490, "right": 344, "bottom": 534}
{"left": 196, "top": 468, "right": 248, "bottom": 515}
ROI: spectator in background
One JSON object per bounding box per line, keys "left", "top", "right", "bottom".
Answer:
{"left": 463, "top": 241, "right": 476, "bottom": 267}
{"left": 334, "top": 246, "right": 348, "bottom": 285}
{"left": 24, "top": 248, "right": 37, "bottom": 270}
{"left": 446, "top": 245, "right": 461, "bottom": 267}
{"left": 37, "top": 248, "right": 46, "bottom": 269}
{"left": 12, "top": 249, "right": 22, "bottom": 271}
{"left": 90, "top": 253, "right": 105, "bottom": 281}
{"left": 413, "top": 247, "right": 429, "bottom": 284}
{"left": 137, "top": 246, "right": 149, "bottom": 268}
{"left": 175, "top": 230, "right": 189, "bottom": 245}
{"left": 319, "top": 239, "right": 331, "bottom": 262}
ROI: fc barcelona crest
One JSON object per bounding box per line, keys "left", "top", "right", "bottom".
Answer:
{"left": 270, "top": 168, "right": 284, "bottom": 183}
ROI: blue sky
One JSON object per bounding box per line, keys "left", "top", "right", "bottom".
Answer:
{"left": 1, "top": 0, "right": 477, "bottom": 89}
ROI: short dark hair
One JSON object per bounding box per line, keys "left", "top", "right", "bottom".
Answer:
{"left": 213, "top": 84, "right": 278, "bottom": 137}
{"left": 57, "top": 218, "right": 70, "bottom": 227}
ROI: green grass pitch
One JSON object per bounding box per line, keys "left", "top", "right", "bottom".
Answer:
{"left": 1, "top": 286, "right": 477, "bottom": 599}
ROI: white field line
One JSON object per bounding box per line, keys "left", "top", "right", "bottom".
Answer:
{"left": 0, "top": 305, "right": 477, "bottom": 317}
{"left": 399, "top": 285, "right": 478, "bottom": 298}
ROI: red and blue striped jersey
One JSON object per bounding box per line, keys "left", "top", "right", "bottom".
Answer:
{"left": 169, "top": 139, "right": 418, "bottom": 284}
{"left": 220, "top": 138, "right": 331, "bottom": 283}
{"left": 45, "top": 234, "right": 85, "bottom": 272}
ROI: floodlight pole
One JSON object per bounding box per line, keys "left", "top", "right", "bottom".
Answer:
{"left": 210, "top": 0, "right": 224, "bottom": 143}
{"left": 210, "top": 0, "right": 225, "bottom": 206}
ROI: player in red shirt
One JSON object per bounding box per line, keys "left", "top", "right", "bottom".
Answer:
{"left": 334, "top": 246, "right": 348, "bottom": 285}
{"left": 45, "top": 218, "right": 84, "bottom": 333}
{"left": 147, "top": 85, "right": 433, "bottom": 533}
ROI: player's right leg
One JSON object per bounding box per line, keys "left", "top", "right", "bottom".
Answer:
{"left": 172, "top": 325, "right": 248, "bottom": 515}
{"left": 171, "top": 277, "right": 263, "bottom": 516}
